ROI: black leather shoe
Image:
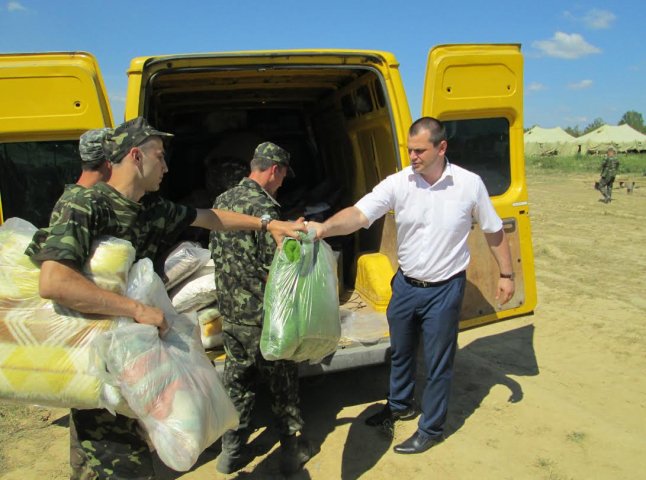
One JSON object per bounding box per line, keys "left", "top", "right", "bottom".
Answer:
{"left": 365, "top": 403, "right": 419, "bottom": 426}
{"left": 393, "top": 431, "right": 443, "bottom": 454}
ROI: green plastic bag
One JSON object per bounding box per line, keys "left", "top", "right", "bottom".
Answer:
{"left": 261, "top": 231, "right": 340, "bottom": 363}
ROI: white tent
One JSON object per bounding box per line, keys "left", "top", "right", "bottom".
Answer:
{"left": 572, "top": 124, "right": 646, "bottom": 154}
{"left": 524, "top": 126, "right": 576, "bottom": 156}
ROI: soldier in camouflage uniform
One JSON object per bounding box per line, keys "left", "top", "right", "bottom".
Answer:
{"left": 49, "top": 128, "right": 113, "bottom": 225}
{"left": 210, "top": 142, "right": 312, "bottom": 475}
{"left": 26, "top": 119, "right": 306, "bottom": 480}
{"left": 598, "top": 146, "right": 620, "bottom": 203}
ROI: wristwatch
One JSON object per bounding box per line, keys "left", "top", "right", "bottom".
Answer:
{"left": 260, "top": 214, "right": 273, "bottom": 232}
{"left": 500, "top": 272, "right": 515, "bottom": 280}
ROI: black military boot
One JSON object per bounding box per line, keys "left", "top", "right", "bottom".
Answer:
{"left": 279, "top": 433, "right": 313, "bottom": 475}
{"left": 216, "top": 430, "right": 253, "bottom": 474}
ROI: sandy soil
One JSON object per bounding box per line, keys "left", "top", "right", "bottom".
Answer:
{"left": 2, "top": 170, "right": 645, "bottom": 480}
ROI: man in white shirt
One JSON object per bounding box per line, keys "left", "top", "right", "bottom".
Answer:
{"left": 308, "top": 117, "right": 515, "bottom": 454}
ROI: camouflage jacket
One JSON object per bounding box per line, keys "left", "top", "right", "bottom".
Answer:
{"left": 210, "top": 177, "right": 279, "bottom": 327}
{"left": 601, "top": 156, "right": 619, "bottom": 178}
{"left": 49, "top": 184, "right": 85, "bottom": 225}
{"left": 26, "top": 182, "right": 197, "bottom": 269}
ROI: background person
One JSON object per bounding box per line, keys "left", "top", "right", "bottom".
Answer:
{"left": 210, "top": 142, "right": 312, "bottom": 475}
{"left": 25, "top": 118, "right": 306, "bottom": 479}
{"left": 308, "top": 116, "right": 515, "bottom": 455}
{"left": 49, "top": 127, "right": 113, "bottom": 224}
{"left": 598, "top": 146, "right": 619, "bottom": 203}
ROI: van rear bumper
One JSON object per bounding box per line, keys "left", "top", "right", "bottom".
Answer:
{"left": 298, "top": 339, "right": 391, "bottom": 377}
{"left": 212, "top": 339, "right": 391, "bottom": 377}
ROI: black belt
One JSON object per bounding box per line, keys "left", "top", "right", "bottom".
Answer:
{"left": 400, "top": 269, "right": 465, "bottom": 288}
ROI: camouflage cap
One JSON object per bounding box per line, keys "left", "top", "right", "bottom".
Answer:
{"left": 103, "top": 117, "right": 173, "bottom": 163}
{"left": 79, "top": 128, "right": 112, "bottom": 164}
{"left": 253, "top": 141, "right": 295, "bottom": 178}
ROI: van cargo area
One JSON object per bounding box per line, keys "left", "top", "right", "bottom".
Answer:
{"left": 140, "top": 58, "right": 399, "bottom": 373}
{"left": 146, "top": 60, "right": 397, "bottom": 265}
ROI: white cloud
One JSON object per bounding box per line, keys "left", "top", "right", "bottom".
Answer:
{"left": 567, "top": 79, "right": 593, "bottom": 90}
{"left": 532, "top": 32, "right": 601, "bottom": 59}
{"left": 7, "top": 1, "right": 27, "bottom": 11}
{"left": 527, "top": 82, "right": 546, "bottom": 92}
{"left": 583, "top": 9, "right": 616, "bottom": 29}
{"left": 563, "top": 9, "right": 616, "bottom": 29}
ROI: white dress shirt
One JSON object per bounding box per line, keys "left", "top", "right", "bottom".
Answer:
{"left": 355, "top": 162, "right": 503, "bottom": 282}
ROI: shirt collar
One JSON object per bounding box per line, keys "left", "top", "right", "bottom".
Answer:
{"left": 437, "top": 157, "right": 454, "bottom": 183}
{"left": 409, "top": 157, "right": 453, "bottom": 187}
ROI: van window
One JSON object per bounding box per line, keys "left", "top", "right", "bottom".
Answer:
{"left": 0, "top": 141, "right": 79, "bottom": 227}
{"left": 443, "top": 117, "right": 511, "bottom": 196}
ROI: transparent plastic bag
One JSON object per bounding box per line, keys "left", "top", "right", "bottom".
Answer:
{"left": 0, "top": 221, "right": 134, "bottom": 412}
{"left": 95, "top": 259, "right": 239, "bottom": 472}
{"left": 261, "top": 231, "right": 340, "bottom": 363}
{"left": 84, "top": 236, "right": 137, "bottom": 294}
{"left": 198, "top": 306, "right": 223, "bottom": 349}
{"left": 0, "top": 217, "right": 40, "bottom": 301}
{"left": 163, "top": 241, "right": 211, "bottom": 290}
{"left": 169, "top": 261, "right": 217, "bottom": 313}
{"left": 340, "top": 309, "right": 389, "bottom": 344}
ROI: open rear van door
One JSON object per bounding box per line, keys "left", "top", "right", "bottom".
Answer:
{"left": 421, "top": 44, "right": 537, "bottom": 328}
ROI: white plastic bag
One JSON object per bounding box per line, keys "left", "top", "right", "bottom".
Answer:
{"left": 169, "top": 261, "right": 218, "bottom": 313}
{"left": 163, "top": 241, "right": 211, "bottom": 290}
{"left": 0, "top": 217, "right": 40, "bottom": 300}
{"left": 95, "top": 259, "right": 239, "bottom": 472}
{"left": 340, "top": 309, "right": 389, "bottom": 344}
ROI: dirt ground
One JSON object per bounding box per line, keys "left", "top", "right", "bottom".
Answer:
{"left": 2, "top": 170, "right": 645, "bottom": 480}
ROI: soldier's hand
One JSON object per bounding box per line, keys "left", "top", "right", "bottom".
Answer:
{"left": 267, "top": 217, "right": 307, "bottom": 247}
{"left": 133, "top": 303, "right": 170, "bottom": 336}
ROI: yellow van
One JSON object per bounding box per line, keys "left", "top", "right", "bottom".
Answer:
{"left": 0, "top": 45, "right": 537, "bottom": 374}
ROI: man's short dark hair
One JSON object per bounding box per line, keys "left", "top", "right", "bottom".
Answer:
{"left": 409, "top": 117, "right": 447, "bottom": 146}
{"left": 81, "top": 160, "right": 107, "bottom": 171}
{"left": 250, "top": 156, "right": 277, "bottom": 172}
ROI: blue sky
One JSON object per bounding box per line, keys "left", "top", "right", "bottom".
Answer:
{"left": 1, "top": 0, "right": 644, "bottom": 129}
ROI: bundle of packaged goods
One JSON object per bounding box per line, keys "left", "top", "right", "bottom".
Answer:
{"left": 0, "top": 219, "right": 238, "bottom": 471}
{"left": 95, "top": 259, "right": 238, "bottom": 471}
{"left": 168, "top": 259, "right": 218, "bottom": 314}
{"left": 0, "top": 218, "right": 134, "bottom": 411}
{"left": 162, "top": 241, "right": 211, "bottom": 290}
{"left": 197, "top": 306, "right": 223, "bottom": 349}
{"left": 162, "top": 245, "right": 222, "bottom": 350}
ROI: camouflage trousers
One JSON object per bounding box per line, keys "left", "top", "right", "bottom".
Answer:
{"left": 69, "top": 408, "right": 155, "bottom": 480}
{"left": 599, "top": 175, "right": 616, "bottom": 201}
{"left": 221, "top": 321, "right": 304, "bottom": 446}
